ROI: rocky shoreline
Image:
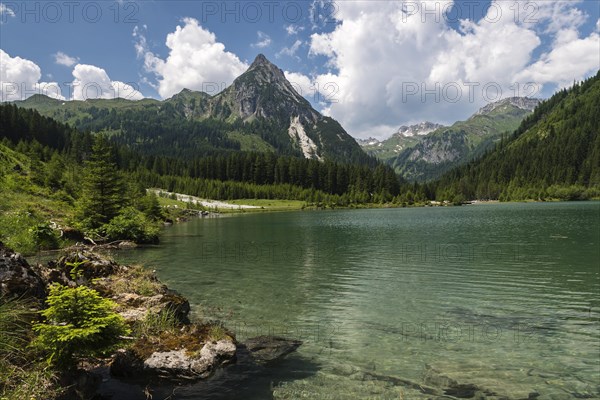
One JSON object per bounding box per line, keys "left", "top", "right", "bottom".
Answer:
{"left": 0, "top": 242, "right": 302, "bottom": 399}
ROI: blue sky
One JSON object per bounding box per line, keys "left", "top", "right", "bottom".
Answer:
{"left": 1, "top": 1, "right": 599, "bottom": 138}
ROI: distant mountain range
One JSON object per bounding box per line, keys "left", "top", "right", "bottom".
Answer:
{"left": 14, "top": 54, "right": 372, "bottom": 165}
{"left": 435, "top": 71, "right": 600, "bottom": 200}
{"left": 358, "top": 97, "right": 540, "bottom": 181}
{"left": 357, "top": 122, "right": 445, "bottom": 162}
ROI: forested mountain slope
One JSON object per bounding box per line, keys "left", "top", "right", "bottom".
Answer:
{"left": 14, "top": 55, "right": 370, "bottom": 165}
{"left": 433, "top": 71, "right": 600, "bottom": 201}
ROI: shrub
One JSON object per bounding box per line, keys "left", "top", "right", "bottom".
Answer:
{"left": 29, "top": 222, "right": 60, "bottom": 250}
{"left": 32, "top": 284, "right": 130, "bottom": 367}
{"left": 103, "top": 207, "right": 159, "bottom": 244}
{"left": 0, "top": 210, "right": 58, "bottom": 254}
{"left": 136, "top": 194, "right": 163, "bottom": 221}
{"left": 546, "top": 185, "right": 586, "bottom": 201}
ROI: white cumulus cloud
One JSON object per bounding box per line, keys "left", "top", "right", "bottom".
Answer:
{"left": 285, "top": 24, "right": 304, "bottom": 36}
{"left": 252, "top": 31, "right": 272, "bottom": 48}
{"left": 54, "top": 51, "right": 80, "bottom": 67}
{"left": 135, "top": 18, "right": 249, "bottom": 98}
{"left": 516, "top": 31, "right": 600, "bottom": 88}
{"left": 0, "top": 49, "right": 64, "bottom": 101}
{"left": 277, "top": 40, "right": 303, "bottom": 59}
{"left": 71, "top": 64, "right": 143, "bottom": 101}
{"left": 284, "top": 71, "right": 314, "bottom": 99}
{"left": 307, "top": 0, "right": 600, "bottom": 138}
{"left": 0, "top": 3, "right": 15, "bottom": 18}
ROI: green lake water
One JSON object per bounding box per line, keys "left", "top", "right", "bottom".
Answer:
{"left": 110, "top": 202, "right": 600, "bottom": 399}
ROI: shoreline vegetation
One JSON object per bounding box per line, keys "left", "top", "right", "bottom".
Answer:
{"left": 2, "top": 71, "right": 599, "bottom": 256}
{"left": 0, "top": 68, "right": 598, "bottom": 399}
{"left": 0, "top": 243, "right": 303, "bottom": 400}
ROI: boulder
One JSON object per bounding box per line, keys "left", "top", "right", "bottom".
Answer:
{"left": 157, "top": 291, "right": 191, "bottom": 324}
{"left": 111, "top": 339, "right": 236, "bottom": 381}
{"left": 0, "top": 242, "right": 46, "bottom": 299}
{"left": 112, "top": 291, "right": 190, "bottom": 325}
{"left": 110, "top": 349, "right": 145, "bottom": 378}
{"left": 242, "top": 336, "right": 303, "bottom": 363}
{"left": 117, "top": 241, "right": 137, "bottom": 249}
{"left": 51, "top": 250, "right": 124, "bottom": 284}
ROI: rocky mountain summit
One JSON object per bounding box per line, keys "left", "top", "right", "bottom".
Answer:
{"left": 395, "top": 122, "right": 445, "bottom": 137}
{"left": 16, "top": 54, "right": 368, "bottom": 164}
{"left": 475, "top": 97, "right": 540, "bottom": 116}
{"left": 357, "top": 122, "right": 445, "bottom": 162}
{"left": 357, "top": 97, "right": 542, "bottom": 182}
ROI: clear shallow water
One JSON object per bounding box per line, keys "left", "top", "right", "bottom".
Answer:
{"left": 110, "top": 202, "right": 600, "bottom": 399}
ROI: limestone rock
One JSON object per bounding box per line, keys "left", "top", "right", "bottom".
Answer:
{"left": 112, "top": 339, "right": 236, "bottom": 381}
{"left": 0, "top": 242, "right": 45, "bottom": 299}
{"left": 242, "top": 336, "right": 303, "bottom": 363}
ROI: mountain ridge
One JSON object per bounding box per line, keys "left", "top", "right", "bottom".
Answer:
{"left": 434, "top": 72, "right": 600, "bottom": 201}
{"left": 389, "top": 97, "right": 541, "bottom": 181}
{"left": 14, "top": 54, "right": 371, "bottom": 165}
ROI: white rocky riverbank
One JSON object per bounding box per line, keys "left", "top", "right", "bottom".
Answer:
{"left": 148, "top": 189, "right": 261, "bottom": 210}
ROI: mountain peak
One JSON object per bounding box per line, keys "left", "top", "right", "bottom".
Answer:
{"left": 475, "top": 97, "right": 540, "bottom": 116}
{"left": 394, "top": 122, "right": 444, "bottom": 138}
{"left": 251, "top": 53, "right": 270, "bottom": 66}
{"left": 249, "top": 53, "right": 279, "bottom": 71}
{"left": 212, "top": 53, "right": 315, "bottom": 123}
{"left": 239, "top": 53, "right": 288, "bottom": 84}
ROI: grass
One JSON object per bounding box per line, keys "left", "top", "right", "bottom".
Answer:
{"left": 154, "top": 190, "right": 308, "bottom": 214}
{"left": 218, "top": 199, "right": 308, "bottom": 213}
{"left": 206, "top": 324, "right": 232, "bottom": 342}
{"left": 0, "top": 362, "right": 62, "bottom": 400}
{"left": 155, "top": 195, "right": 193, "bottom": 208}
{"left": 0, "top": 145, "right": 73, "bottom": 254}
{"left": 0, "top": 297, "right": 63, "bottom": 400}
{"left": 133, "top": 309, "right": 179, "bottom": 339}
{"left": 226, "top": 131, "right": 275, "bottom": 153}
{"left": 94, "top": 264, "right": 163, "bottom": 297}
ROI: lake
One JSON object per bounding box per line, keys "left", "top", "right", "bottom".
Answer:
{"left": 107, "top": 202, "right": 600, "bottom": 399}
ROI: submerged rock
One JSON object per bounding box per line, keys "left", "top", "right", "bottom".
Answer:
{"left": 242, "top": 336, "right": 303, "bottom": 363}
{"left": 117, "top": 241, "right": 138, "bottom": 249}
{"left": 0, "top": 242, "right": 46, "bottom": 299}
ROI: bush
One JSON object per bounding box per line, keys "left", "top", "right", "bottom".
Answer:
{"left": 103, "top": 207, "right": 159, "bottom": 244}
{"left": 0, "top": 211, "right": 60, "bottom": 254}
{"left": 29, "top": 222, "right": 60, "bottom": 250}
{"left": 136, "top": 194, "right": 163, "bottom": 221}
{"left": 32, "top": 284, "right": 130, "bottom": 367}
{"left": 546, "top": 185, "right": 587, "bottom": 201}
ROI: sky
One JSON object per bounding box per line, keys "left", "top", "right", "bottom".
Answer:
{"left": 1, "top": 0, "right": 599, "bottom": 139}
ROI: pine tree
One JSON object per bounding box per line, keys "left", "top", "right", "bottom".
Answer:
{"left": 76, "top": 135, "right": 126, "bottom": 230}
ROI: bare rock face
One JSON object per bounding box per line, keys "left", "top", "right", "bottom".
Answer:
{"left": 0, "top": 242, "right": 45, "bottom": 299}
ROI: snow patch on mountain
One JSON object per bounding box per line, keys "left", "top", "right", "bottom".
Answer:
{"left": 395, "top": 122, "right": 444, "bottom": 138}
